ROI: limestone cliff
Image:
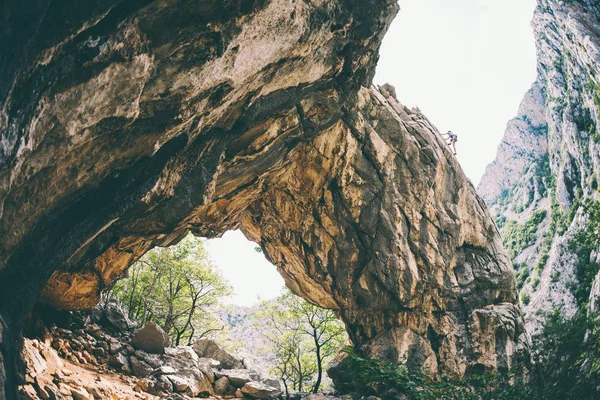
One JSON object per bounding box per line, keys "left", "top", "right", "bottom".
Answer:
{"left": 0, "top": 0, "right": 525, "bottom": 397}
{"left": 479, "top": 0, "right": 600, "bottom": 330}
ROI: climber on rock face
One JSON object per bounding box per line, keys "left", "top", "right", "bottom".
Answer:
{"left": 442, "top": 130, "right": 458, "bottom": 155}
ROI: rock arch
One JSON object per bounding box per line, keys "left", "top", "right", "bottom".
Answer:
{"left": 0, "top": 0, "right": 526, "bottom": 396}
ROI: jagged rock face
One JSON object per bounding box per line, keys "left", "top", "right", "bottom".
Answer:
{"left": 479, "top": 0, "right": 600, "bottom": 330}
{"left": 0, "top": 0, "right": 525, "bottom": 396}
{"left": 478, "top": 82, "right": 548, "bottom": 206}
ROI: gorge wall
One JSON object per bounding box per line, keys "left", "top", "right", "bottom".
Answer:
{"left": 0, "top": 0, "right": 526, "bottom": 397}
{"left": 479, "top": 0, "right": 600, "bottom": 330}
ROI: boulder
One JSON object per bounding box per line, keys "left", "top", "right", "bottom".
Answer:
{"left": 102, "top": 302, "right": 136, "bottom": 332}
{"left": 214, "top": 369, "right": 260, "bottom": 388}
{"left": 262, "top": 378, "right": 281, "bottom": 391}
{"left": 196, "top": 358, "right": 217, "bottom": 383}
{"left": 192, "top": 338, "right": 243, "bottom": 369}
{"left": 21, "top": 341, "right": 48, "bottom": 382}
{"left": 130, "top": 356, "right": 154, "bottom": 378}
{"left": 241, "top": 381, "right": 282, "bottom": 399}
{"left": 156, "top": 375, "right": 174, "bottom": 393}
{"left": 135, "top": 350, "right": 163, "bottom": 368}
{"left": 70, "top": 386, "right": 93, "bottom": 400}
{"left": 213, "top": 376, "right": 230, "bottom": 395}
{"left": 108, "top": 353, "right": 130, "bottom": 371}
{"left": 166, "top": 370, "right": 213, "bottom": 397}
{"left": 131, "top": 322, "right": 170, "bottom": 354}
{"left": 165, "top": 346, "right": 199, "bottom": 368}
{"left": 154, "top": 366, "right": 177, "bottom": 375}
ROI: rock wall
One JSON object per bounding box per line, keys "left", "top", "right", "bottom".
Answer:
{"left": 0, "top": 0, "right": 526, "bottom": 397}
{"left": 479, "top": 0, "right": 600, "bottom": 330}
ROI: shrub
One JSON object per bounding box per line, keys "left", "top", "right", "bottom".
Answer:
{"left": 333, "top": 313, "right": 600, "bottom": 400}
{"left": 333, "top": 348, "right": 530, "bottom": 400}
{"left": 527, "top": 312, "right": 600, "bottom": 399}
{"left": 502, "top": 210, "right": 548, "bottom": 259}
{"left": 515, "top": 267, "right": 530, "bottom": 290}
{"left": 521, "top": 292, "right": 531, "bottom": 305}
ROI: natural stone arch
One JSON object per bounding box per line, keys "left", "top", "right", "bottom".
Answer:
{"left": 40, "top": 84, "right": 525, "bottom": 377}
{"left": 0, "top": 0, "right": 526, "bottom": 397}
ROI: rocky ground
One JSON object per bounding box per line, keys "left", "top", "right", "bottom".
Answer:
{"left": 17, "top": 305, "right": 286, "bottom": 400}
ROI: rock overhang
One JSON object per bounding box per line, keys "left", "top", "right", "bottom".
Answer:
{"left": 0, "top": 0, "right": 527, "bottom": 396}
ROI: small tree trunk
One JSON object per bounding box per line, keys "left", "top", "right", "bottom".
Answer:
{"left": 312, "top": 328, "right": 322, "bottom": 393}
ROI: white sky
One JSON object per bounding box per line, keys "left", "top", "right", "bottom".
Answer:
{"left": 205, "top": 230, "right": 285, "bottom": 306}
{"left": 375, "top": 0, "right": 538, "bottom": 183}
{"left": 207, "top": 0, "right": 538, "bottom": 307}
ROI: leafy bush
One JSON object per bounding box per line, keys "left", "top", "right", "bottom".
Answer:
{"left": 515, "top": 267, "right": 530, "bottom": 290}
{"left": 332, "top": 313, "right": 600, "bottom": 400}
{"left": 521, "top": 292, "right": 531, "bottom": 305}
{"left": 502, "top": 210, "right": 547, "bottom": 259}
{"left": 568, "top": 200, "right": 600, "bottom": 308}
{"left": 333, "top": 348, "right": 530, "bottom": 400}
{"left": 527, "top": 311, "right": 600, "bottom": 399}
{"left": 495, "top": 215, "right": 507, "bottom": 229}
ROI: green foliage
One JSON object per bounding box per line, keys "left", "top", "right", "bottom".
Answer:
{"left": 502, "top": 210, "right": 547, "bottom": 259}
{"left": 527, "top": 311, "right": 600, "bottom": 399}
{"left": 568, "top": 200, "right": 600, "bottom": 308}
{"left": 256, "top": 290, "right": 347, "bottom": 396}
{"left": 549, "top": 183, "right": 568, "bottom": 236}
{"left": 551, "top": 270, "right": 561, "bottom": 282}
{"left": 108, "top": 234, "right": 232, "bottom": 345}
{"left": 495, "top": 215, "right": 507, "bottom": 229}
{"left": 493, "top": 189, "right": 513, "bottom": 214}
{"left": 512, "top": 203, "right": 525, "bottom": 214}
{"left": 515, "top": 267, "right": 530, "bottom": 290}
{"left": 521, "top": 292, "right": 531, "bottom": 305}
{"left": 335, "top": 348, "right": 530, "bottom": 400}
{"left": 535, "top": 154, "right": 551, "bottom": 199}
{"left": 573, "top": 107, "right": 596, "bottom": 135}
{"left": 334, "top": 313, "right": 600, "bottom": 400}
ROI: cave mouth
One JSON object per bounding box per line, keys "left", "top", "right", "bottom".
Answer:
{"left": 0, "top": 82, "right": 525, "bottom": 394}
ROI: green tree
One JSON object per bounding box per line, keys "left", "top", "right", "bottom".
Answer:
{"left": 255, "top": 290, "right": 347, "bottom": 397}
{"left": 527, "top": 311, "right": 600, "bottom": 399}
{"left": 107, "top": 234, "right": 232, "bottom": 345}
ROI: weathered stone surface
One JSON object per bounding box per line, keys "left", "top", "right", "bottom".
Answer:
{"left": 131, "top": 322, "right": 170, "bottom": 354}
{"left": 130, "top": 356, "right": 154, "bottom": 378}
{"left": 0, "top": 0, "right": 526, "bottom": 395}
{"left": 102, "top": 302, "right": 136, "bottom": 333}
{"left": 478, "top": 81, "right": 548, "bottom": 205}
{"left": 196, "top": 358, "right": 217, "bottom": 383}
{"left": 215, "top": 369, "right": 260, "bottom": 388}
{"left": 478, "top": 0, "right": 600, "bottom": 330}
{"left": 192, "top": 339, "right": 242, "bottom": 370}
{"left": 241, "top": 381, "right": 282, "bottom": 399}
{"left": 213, "top": 376, "right": 230, "bottom": 396}
{"left": 590, "top": 271, "right": 600, "bottom": 314}
{"left": 166, "top": 369, "right": 213, "bottom": 397}
{"left": 108, "top": 353, "right": 130, "bottom": 371}
{"left": 262, "top": 378, "right": 281, "bottom": 391}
